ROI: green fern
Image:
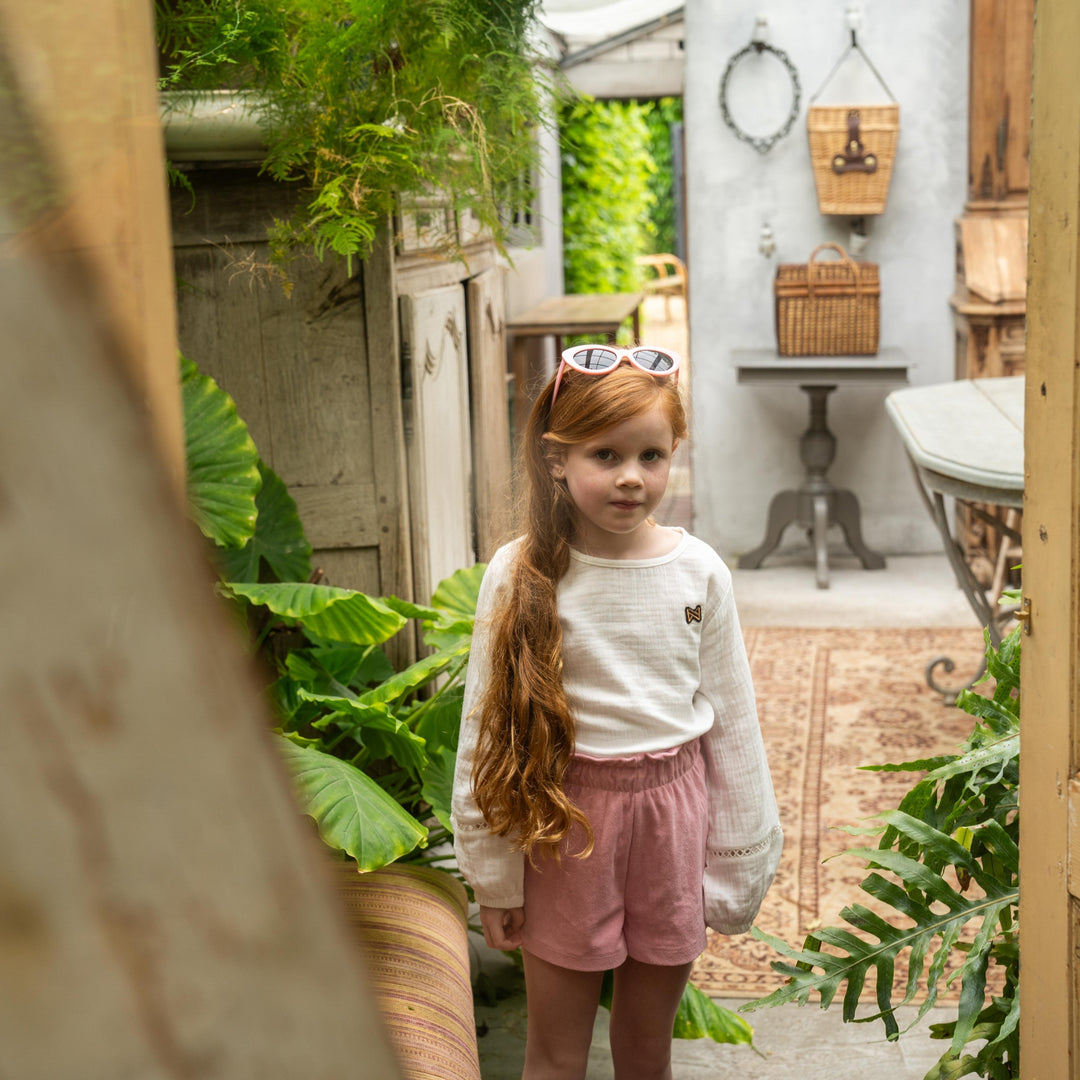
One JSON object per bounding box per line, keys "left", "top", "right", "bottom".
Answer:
{"left": 744, "top": 628, "right": 1021, "bottom": 1079}
{"left": 157, "top": 0, "right": 548, "bottom": 271}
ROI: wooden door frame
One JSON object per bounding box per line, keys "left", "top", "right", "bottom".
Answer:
{"left": 1020, "top": 0, "right": 1080, "bottom": 1072}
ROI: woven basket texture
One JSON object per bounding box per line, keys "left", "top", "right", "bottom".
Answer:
{"left": 808, "top": 104, "right": 899, "bottom": 215}
{"left": 775, "top": 244, "right": 880, "bottom": 356}
{"left": 337, "top": 862, "right": 480, "bottom": 1080}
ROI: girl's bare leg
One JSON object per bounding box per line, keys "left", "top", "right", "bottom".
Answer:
{"left": 608, "top": 957, "right": 694, "bottom": 1080}
{"left": 521, "top": 949, "right": 605, "bottom": 1080}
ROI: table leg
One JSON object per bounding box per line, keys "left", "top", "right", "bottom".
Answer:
{"left": 834, "top": 489, "right": 886, "bottom": 570}
{"left": 903, "top": 453, "right": 1018, "bottom": 702}
{"left": 738, "top": 490, "right": 801, "bottom": 569}
{"left": 812, "top": 493, "right": 830, "bottom": 589}
{"left": 632, "top": 304, "right": 641, "bottom": 344}
{"left": 740, "top": 383, "right": 886, "bottom": 586}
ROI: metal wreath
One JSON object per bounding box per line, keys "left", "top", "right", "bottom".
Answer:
{"left": 719, "top": 41, "right": 802, "bottom": 154}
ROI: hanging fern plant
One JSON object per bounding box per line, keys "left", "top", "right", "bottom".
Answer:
{"left": 745, "top": 627, "right": 1021, "bottom": 1080}
{"left": 156, "top": 0, "right": 548, "bottom": 271}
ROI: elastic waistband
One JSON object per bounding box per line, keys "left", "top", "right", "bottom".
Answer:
{"left": 565, "top": 738, "right": 701, "bottom": 792}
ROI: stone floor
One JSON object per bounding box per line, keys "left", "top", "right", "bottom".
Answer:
{"left": 472, "top": 952, "right": 956, "bottom": 1080}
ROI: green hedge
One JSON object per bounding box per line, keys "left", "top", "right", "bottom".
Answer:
{"left": 560, "top": 98, "right": 656, "bottom": 296}
{"left": 643, "top": 97, "right": 682, "bottom": 256}
{"left": 560, "top": 96, "right": 682, "bottom": 297}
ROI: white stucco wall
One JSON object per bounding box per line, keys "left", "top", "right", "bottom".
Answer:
{"left": 684, "top": 1, "right": 969, "bottom": 559}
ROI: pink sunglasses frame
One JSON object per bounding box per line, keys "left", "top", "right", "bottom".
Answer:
{"left": 551, "top": 344, "right": 682, "bottom": 407}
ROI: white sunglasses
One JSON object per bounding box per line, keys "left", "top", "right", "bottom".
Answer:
{"left": 551, "top": 345, "right": 682, "bottom": 407}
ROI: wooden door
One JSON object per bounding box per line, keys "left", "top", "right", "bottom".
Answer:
{"left": 466, "top": 268, "right": 513, "bottom": 561}
{"left": 173, "top": 172, "right": 401, "bottom": 598}
{"left": 400, "top": 284, "right": 476, "bottom": 605}
{"left": 969, "top": 0, "right": 1034, "bottom": 206}
{"left": 1019, "top": 0, "right": 1080, "bottom": 1072}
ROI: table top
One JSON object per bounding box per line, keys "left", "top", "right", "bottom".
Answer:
{"left": 885, "top": 376, "right": 1024, "bottom": 506}
{"left": 733, "top": 348, "right": 912, "bottom": 385}
{"left": 506, "top": 292, "right": 644, "bottom": 335}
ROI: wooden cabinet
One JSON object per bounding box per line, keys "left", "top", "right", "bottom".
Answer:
{"left": 171, "top": 168, "right": 512, "bottom": 627}
{"left": 950, "top": 0, "right": 1034, "bottom": 584}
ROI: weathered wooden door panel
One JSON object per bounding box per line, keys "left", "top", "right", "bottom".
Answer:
{"left": 466, "top": 268, "right": 512, "bottom": 560}
{"left": 253, "top": 258, "right": 382, "bottom": 593}
{"left": 969, "top": 0, "right": 1034, "bottom": 204}
{"left": 174, "top": 246, "right": 275, "bottom": 457}
{"left": 1020, "top": 0, "right": 1080, "bottom": 1072}
{"left": 400, "top": 285, "right": 475, "bottom": 605}
{"left": 174, "top": 180, "right": 386, "bottom": 597}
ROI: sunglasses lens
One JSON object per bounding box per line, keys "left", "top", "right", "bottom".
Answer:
{"left": 572, "top": 347, "right": 619, "bottom": 371}
{"left": 632, "top": 348, "right": 676, "bottom": 372}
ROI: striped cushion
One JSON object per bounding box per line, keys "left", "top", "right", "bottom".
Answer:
{"left": 336, "top": 863, "right": 480, "bottom": 1080}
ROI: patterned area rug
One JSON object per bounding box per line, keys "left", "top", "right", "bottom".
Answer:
{"left": 692, "top": 626, "right": 989, "bottom": 1002}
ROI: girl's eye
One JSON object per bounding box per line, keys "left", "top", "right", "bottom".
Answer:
{"left": 594, "top": 449, "right": 615, "bottom": 462}
{"left": 642, "top": 449, "right": 664, "bottom": 463}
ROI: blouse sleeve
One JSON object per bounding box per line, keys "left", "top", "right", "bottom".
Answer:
{"left": 450, "top": 546, "right": 525, "bottom": 908}
{"left": 697, "top": 572, "right": 783, "bottom": 935}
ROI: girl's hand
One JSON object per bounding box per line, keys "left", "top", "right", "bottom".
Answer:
{"left": 479, "top": 905, "right": 525, "bottom": 950}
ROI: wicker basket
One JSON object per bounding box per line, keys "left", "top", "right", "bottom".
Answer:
{"left": 808, "top": 104, "right": 899, "bottom": 216}
{"left": 775, "top": 243, "right": 880, "bottom": 356}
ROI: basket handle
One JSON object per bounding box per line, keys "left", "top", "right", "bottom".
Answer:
{"left": 809, "top": 37, "right": 897, "bottom": 104}
{"left": 807, "top": 243, "right": 861, "bottom": 298}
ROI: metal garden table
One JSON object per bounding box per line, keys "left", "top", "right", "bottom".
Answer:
{"left": 885, "top": 376, "right": 1024, "bottom": 695}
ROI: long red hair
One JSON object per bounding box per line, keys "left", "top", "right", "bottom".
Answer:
{"left": 471, "top": 364, "right": 688, "bottom": 859}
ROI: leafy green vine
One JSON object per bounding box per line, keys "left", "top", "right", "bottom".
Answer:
{"left": 157, "top": 0, "right": 549, "bottom": 271}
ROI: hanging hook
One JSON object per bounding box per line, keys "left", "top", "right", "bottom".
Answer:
{"left": 845, "top": 1, "right": 862, "bottom": 48}
{"left": 751, "top": 13, "right": 769, "bottom": 52}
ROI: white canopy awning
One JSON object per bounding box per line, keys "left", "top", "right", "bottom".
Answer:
{"left": 540, "top": 0, "right": 682, "bottom": 43}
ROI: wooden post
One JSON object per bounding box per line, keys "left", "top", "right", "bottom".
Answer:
{"left": 0, "top": 0, "right": 184, "bottom": 494}
{"left": 1020, "top": 0, "right": 1080, "bottom": 1073}
{"left": 0, "top": 3, "right": 404, "bottom": 1075}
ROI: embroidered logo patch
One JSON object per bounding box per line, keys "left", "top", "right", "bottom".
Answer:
{"left": 685, "top": 605, "right": 702, "bottom": 625}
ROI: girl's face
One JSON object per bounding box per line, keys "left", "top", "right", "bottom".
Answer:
{"left": 549, "top": 402, "right": 677, "bottom": 558}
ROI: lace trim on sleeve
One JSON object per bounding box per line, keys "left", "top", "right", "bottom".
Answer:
{"left": 708, "top": 824, "right": 782, "bottom": 859}
{"left": 454, "top": 821, "right": 490, "bottom": 833}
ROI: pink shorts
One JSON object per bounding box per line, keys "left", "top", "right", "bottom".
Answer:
{"left": 519, "top": 738, "right": 708, "bottom": 971}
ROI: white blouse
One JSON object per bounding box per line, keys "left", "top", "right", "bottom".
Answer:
{"left": 450, "top": 530, "right": 783, "bottom": 935}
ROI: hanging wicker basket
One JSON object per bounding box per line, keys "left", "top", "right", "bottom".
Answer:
{"left": 775, "top": 242, "right": 880, "bottom": 356}
{"left": 808, "top": 104, "right": 900, "bottom": 215}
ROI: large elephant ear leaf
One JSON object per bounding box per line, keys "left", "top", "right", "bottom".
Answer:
{"left": 181, "top": 354, "right": 261, "bottom": 549}
{"left": 277, "top": 737, "right": 427, "bottom": 870}
{"left": 217, "top": 462, "right": 312, "bottom": 583}
{"left": 225, "top": 581, "right": 407, "bottom": 644}
{"left": 420, "top": 744, "right": 457, "bottom": 833}
{"left": 431, "top": 563, "right": 485, "bottom": 621}
{"left": 424, "top": 563, "right": 485, "bottom": 650}
{"left": 673, "top": 983, "right": 756, "bottom": 1047}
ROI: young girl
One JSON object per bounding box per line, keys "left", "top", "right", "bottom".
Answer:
{"left": 452, "top": 346, "right": 782, "bottom": 1080}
